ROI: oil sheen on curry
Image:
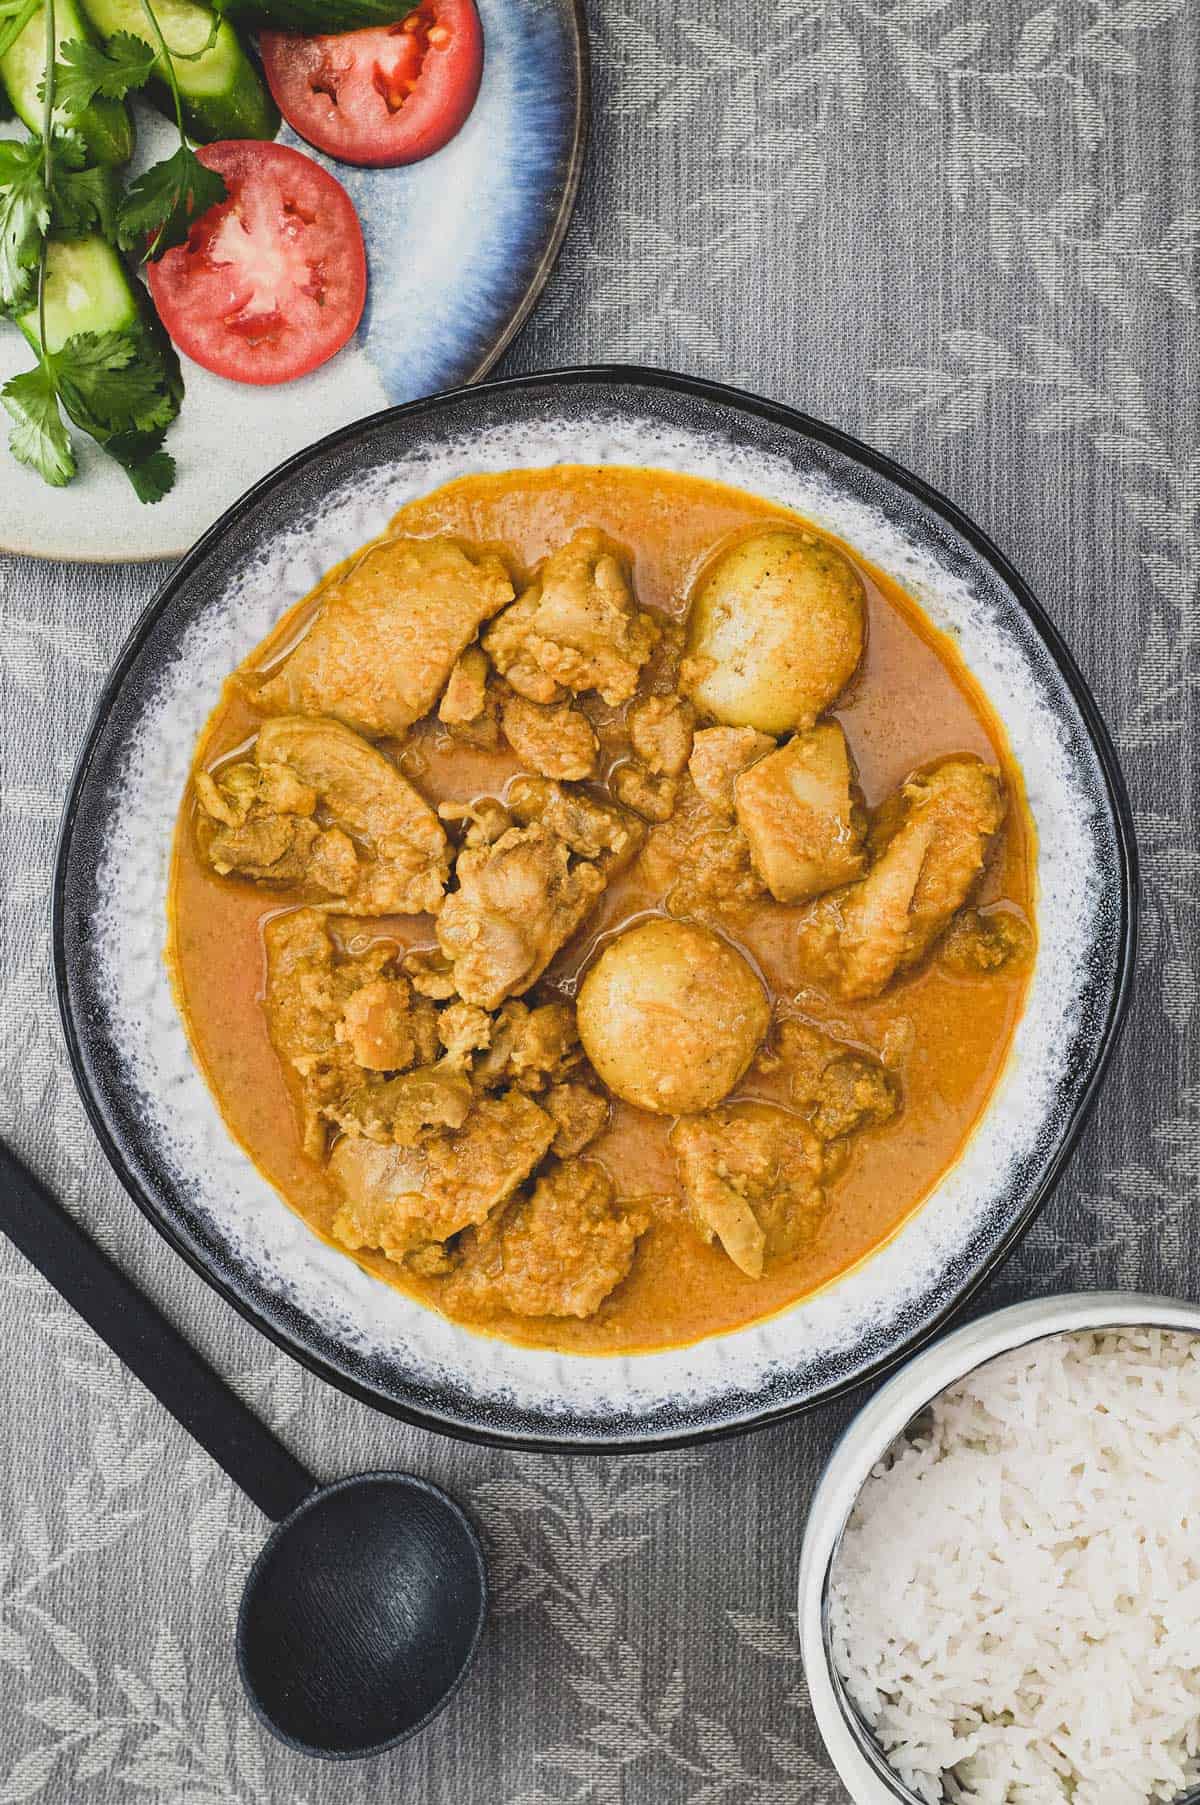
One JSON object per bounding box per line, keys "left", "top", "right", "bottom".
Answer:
{"left": 168, "top": 466, "right": 1035, "bottom": 1355}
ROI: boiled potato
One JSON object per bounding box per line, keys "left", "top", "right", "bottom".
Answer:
{"left": 682, "top": 528, "right": 865, "bottom": 734}
{"left": 577, "top": 919, "right": 769, "bottom": 1115}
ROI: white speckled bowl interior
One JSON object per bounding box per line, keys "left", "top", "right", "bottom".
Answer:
{"left": 53, "top": 370, "right": 1136, "bottom": 1449}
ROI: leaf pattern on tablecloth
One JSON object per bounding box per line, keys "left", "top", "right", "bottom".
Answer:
{"left": 472, "top": 1458, "right": 835, "bottom": 1802}
{"left": 871, "top": 336, "right": 1199, "bottom": 753}
{"left": 0, "top": 0, "right": 1197, "bottom": 1798}
{"left": 0, "top": 1624, "right": 300, "bottom": 1805}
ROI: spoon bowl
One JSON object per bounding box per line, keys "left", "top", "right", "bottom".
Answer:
{"left": 237, "top": 1471, "right": 488, "bottom": 1759}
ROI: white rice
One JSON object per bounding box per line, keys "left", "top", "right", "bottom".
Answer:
{"left": 829, "top": 1329, "right": 1200, "bottom": 1805}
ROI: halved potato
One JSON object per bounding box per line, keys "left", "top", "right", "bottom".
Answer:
{"left": 682, "top": 528, "right": 865, "bottom": 734}
{"left": 577, "top": 918, "right": 769, "bottom": 1115}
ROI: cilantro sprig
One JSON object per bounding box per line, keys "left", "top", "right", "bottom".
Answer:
{"left": 0, "top": 0, "right": 187, "bottom": 499}
{"left": 52, "top": 30, "right": 157, "bottom": 111}
{"left": 0, "top": 136, "right": 48, "bottom": 312}
{"left": 116, "top": 0, "right": 226, "bottom": 259}
{"left": 0, "top": 129, "right": 119, "bottom": 312}
{"left": 119, "top": 140, "right": 225, "bottom": 259}
{"left": 38, "top": 6, "right": 227, "bottom": 260}
{"left": 2, "top": 330, "right": 179, "bottom": 494}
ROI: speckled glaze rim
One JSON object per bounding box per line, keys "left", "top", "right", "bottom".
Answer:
{"left": 52, "top": 367, "right": 1138, "bottom": 1452}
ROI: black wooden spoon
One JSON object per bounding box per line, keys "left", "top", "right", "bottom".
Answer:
{"left": 0, "top": 1139, "right": 488, "bottom": 1761}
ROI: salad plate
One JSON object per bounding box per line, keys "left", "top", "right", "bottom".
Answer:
{"left": 0, "top": 0, "right": 587, "bottom": 563}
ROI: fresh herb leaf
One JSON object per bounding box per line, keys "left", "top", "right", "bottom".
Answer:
{"left": 0, "top": 129, "right": 86, "bottom": 308}
{"left": 55, "top": 328, "right": 178, "bottom": 436}
{"left": 118, "top": 143, "right": 226, "bottom": 259}
{"left": 1, "top": 361, "right": 76, "bottom": 485}
{"left": 51, "top": 162, "right": 120, "bottom": 240}
{"left": 49, "top": 32, "right": 156, "bottom": 112}
{"left": 106, "top": 427, "right": 174, "bottom": 503}
{"left": 0, "top": 137, "right": 49, "bottom": 312}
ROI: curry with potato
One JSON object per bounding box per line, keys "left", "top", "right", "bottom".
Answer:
{"left": 167, "top": 465, "right": 1035, "bottom": 1354}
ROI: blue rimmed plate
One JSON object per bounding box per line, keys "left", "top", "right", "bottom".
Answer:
{"left": 0, "top": 0, "right": 587, "bottom": 562}
{"left": 53, "top": 369, "right": 1136, "bottom": 1450}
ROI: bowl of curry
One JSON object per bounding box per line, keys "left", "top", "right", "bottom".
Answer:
{"left": 54, "top": 370, "right": 1135, "bottom": 1448}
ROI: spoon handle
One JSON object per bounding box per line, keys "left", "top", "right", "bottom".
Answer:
{"left": 0, "top": 1139, "right": 315, "bottom": 1523}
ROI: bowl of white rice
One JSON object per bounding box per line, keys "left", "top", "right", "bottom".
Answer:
{"left": 798, "top": 1293, "right": 1200, "bottom": 1805}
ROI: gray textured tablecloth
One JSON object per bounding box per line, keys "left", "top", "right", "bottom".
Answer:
{"left": 1, "top": 2, "right": 1196, "bottom": 1798}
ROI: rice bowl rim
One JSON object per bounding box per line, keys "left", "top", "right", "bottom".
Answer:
{"left": 796, "top": 1291, "right": 1200, "bottom": 1805}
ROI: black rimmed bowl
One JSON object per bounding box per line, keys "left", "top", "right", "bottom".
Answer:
{"left": 53, "top": 367, "right": 1137, "bottom": 1452}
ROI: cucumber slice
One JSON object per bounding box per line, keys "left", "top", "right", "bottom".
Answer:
{"left": 218, "top": 0, "right": 415, "bottom": 27}
{"left": 16, "top": 236, "right": 138, "bottom": 354}
{"left": 1, "top": 0, "right": 135, "bottom": 166}
{"left": 80, "top": 0, "right": 279, "bottom": 142}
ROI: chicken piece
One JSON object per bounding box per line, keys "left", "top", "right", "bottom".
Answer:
{"left": 799, "top": 756, "right": 1006, "bottom": 1000}
{"left": 940, "top": 906, "right": 1034, "bottom": 975}
{"left": 688, "top": 726, "right": 775, "bottom": 815}
{"left": 437, "top": 1000, "right": 494, "bottom": 1067}
{"left": 656, "top": 815, "right": 765, "bottom": 922}
{"left": 473, "top": 1000, "right": 582, "bottom": 1092}
{"left": 544, "top": 1082, "right": 609, "bottom": 1155}
{"left": 578, "top": 920, "right": 769, "bottom": 1116}
{"left": 329, "top": 1139, "right": 429, "bottom": 1263}
{"left": 255, "top": 716, "right": 450, "bottom": 915}
{"left": 450, "top": 1163, "right": 649, "bottom": 1320}
{"left": 807, "top": 1057, "right": 899, "bottom": 1143}
{"left": 195, "top": 755, "right": 360, "bottom": 894}
{"left": 263, "top": 909, "right": 409, "bottom": 1157}
{"left": 328, "top": 1088, "right": 554, "bottom": 1259}
{"left": 422, "top": 1090, "right": 555, "bottom": 1232}
{"left": 483, "top": 529, "right": 659, "bottom": 706}
{"left": 438, "top": 646, "right": 490, "bottom": 725}
{"left": 501, "top": 692, "right": 599, "bottom": 782}
{"left": 775, "top": 1020, "right": 900, "bottom": 1142}
{"left": 437, "top": 647, "right": 501, "bottom": 749}
{"left": 734, "top": 722, "right": 867, "bottom": 904}
{"left": 256, "top": 536, "right": 514, "bottom": 738}
{"left": 612, "top": 763, "right": 678, "bottom": 823}
{"left": 197, "top": 719, "right": 450, "bottom": 913}
{"left": 199, "top": 811, "right": 354, "bottom": 891}
{"left": 508, "top": 775, "right": 645, "bottom": 871}
{"left": 330, "top": 1062, "right": 475, "bottom": 1147}
{"left": 670, "top": 1104, "right": 825, "bottom": 1279}
{"left": 194, "top": 760, "right": 316, "bottom": 827}
{"left": 400, "top": 948, "right": 458, "bottom": 1000}
{"left": 628, "top": 694, "right": 695, "bottom": 777}
{"left": 438, "top": 796, "right": 513, "bottom": 850}
{"left": 638, "top": 777, "right": 767, "bottom": 926}
{"left": 336, "top": 977, "right": 438, "bottom": 1072}
{"left": 437, "top": 823, "right": 605, "bottom": 1009}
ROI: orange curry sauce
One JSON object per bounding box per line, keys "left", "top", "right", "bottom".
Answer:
{"left": 167, "top": 466, "right": 1036, "bottom": 1354}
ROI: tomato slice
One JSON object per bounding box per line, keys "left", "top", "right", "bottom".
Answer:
{"left": 146, "top": 141, "right": 367, "bottom": 387}
{"left": 260, "top": 0, "right": 484, "bottom": 169}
